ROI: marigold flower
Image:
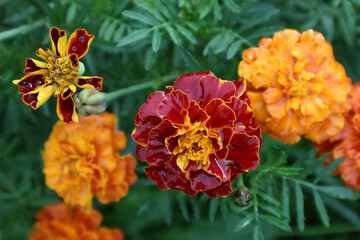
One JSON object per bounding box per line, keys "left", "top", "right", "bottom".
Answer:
{"left": 238, "top": 29, "right": 352, "bottom": 144}
{"left": 316, "top": 82, "right": 360, "bottom": 192}
{"left": 13, "top": 27, "right": 103, "bottom": 123}
{"left": 131, "top": 71, "right": 261, "bottom": 197}
{"left": 42, "top": 112, "right": 137, "bottom": 209}
{"left": 28, "top": 202, "right": 124, "bottom": 240}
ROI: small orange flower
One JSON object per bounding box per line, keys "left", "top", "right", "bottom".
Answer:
{"left": 42, "top": 112, "right": 137, "bottom": 209}
{"left": 28, "top": 202, "right": 124, "bottom": 240}
{"left": 13, "top": 27, "right": 103, "bottom": 123}
{"left": 316, "top": 82, "right": 360, "bottom": 192}
{"left": 132, "top": 71, "right": 261, "bottom": 197}
{"left": 239, "top": 29, "right": 352, "bottom": 144}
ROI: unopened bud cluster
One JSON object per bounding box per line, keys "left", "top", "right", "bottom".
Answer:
{"left": 74, "top": 89, "right": 107, "bottom": 116}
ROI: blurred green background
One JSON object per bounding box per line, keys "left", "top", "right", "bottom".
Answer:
{"left": 1, "top": 0, "right": 360, "bottom": 239}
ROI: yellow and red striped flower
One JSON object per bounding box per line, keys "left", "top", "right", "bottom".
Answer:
{"left": 132, "top": 71, "right": 261, "bottom": 197}
{"left": 316, "top": 82, "right": 360, "bottom": 192}
{"left": 28, "top": 202, "right": 124, "bottom": 240}
{"left": 239, "top": 29, "right": 352, "bottom": 144}
{"left": 13, "top": 27, "right": 103, "bottom": 123}
{"left": 42, "top": 112, "right": 137, "bottom": 209}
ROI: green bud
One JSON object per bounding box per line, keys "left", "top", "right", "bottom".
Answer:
{"left": 74, "top": 89, "right": 107, "bottom": 116}
{"left": 232, "top": 186, "right": 252, "bottom": 207}
{"left": 78, "top": 61, "right": 85, "bottom": 76}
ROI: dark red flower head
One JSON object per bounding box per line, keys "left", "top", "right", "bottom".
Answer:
{"left": 132, "top": 71, "right": 262, "bottom": 197}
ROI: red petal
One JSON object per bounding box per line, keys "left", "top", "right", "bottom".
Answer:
{"left": 174, "top": 71, "right": 210, "bottom": 102}
{"left": 228, "top": 97, "right": 254, "bottom": 126}
{"left": 50, "top": 27, "right": 66, "bottom": 56}
{"left": 68, "top": 53, "right": 79, "bottom": 69}
{"left": 67, "top": 29, "right": 94, "bottom": 58}
{"left": 207, "top": 156, "right": 231, "bottom": 182}
{"left": 200, "top": 73, "right": 236, "bottom": 107}
{"left": 189, "top": 170, "right": 222, "bottom": 191}
{"left": 77, "top": 77, "right": 103, "bottom": 90}
{"left": 57, "top": 96, "right": 77, "bottom": 123}
{"left": 227, "top": 133, "right": 261, "bottom": 171}
{"left": 145, "top": 120, "right": 177, "bottom": 165}
{"left": 205, "top": 99, "right": 236, "bottom": 129}
{"left": 144, "top": 165, "right": 169, "bottom": 190}
{"left": 24, "top": 58, "right": 46, "bottom": 74}
{"left": 167, "top": 174, "right": 197, "bottom": 195}
{"left": 132, "top": 115, "right": 154, "bottom": 145}
{"left": 157, "top": 89, "right": 189, "bottom": 125}
{"left": 139, "top": 91, "right": 165, "bottom": 124}
{"left": 61, "top": 88, "right": 74, "bottom": 100}
{"left": 215, "top": 128, "right": 234, "bottom": 160}
{"left": 135, "top": 145, "right": 146, "bottom": 161}
{"left": 233, "top": 79, "right": 246, "bottom": 98}
{"left": 22, "top": 93, "right": 38, "bottom": 109}
{"left": 166, "top": 158, "right": 187, "bottom": 180}
{"left": 204, "top": 181, "right": 232, "bottom": 198}
{"left": 16, "top": 74, "right": 45, "bottom": 94}
{"left": 188, "top": 100, "right": 208, "bottom": 124}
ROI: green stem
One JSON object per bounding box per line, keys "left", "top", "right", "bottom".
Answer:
{"left": 106, "top": 73, "right": 179, "bottom": 102}
{"left": 278, "top": 223, "right": 360, "bottom": 236}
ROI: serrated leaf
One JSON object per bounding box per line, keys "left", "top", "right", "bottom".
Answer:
{"left": 199, "top": 4, "right": 212, "bottom": 19}
{"left": 323, "top": 196, "right": 360, "bottom": 223}
{"left": 258, "top": 202, "right": 288, "bottom": 219}
{"left": 183, "top": 21, "right": 199, "bottom": 31}
{"left": 295, "top": 183, "right": 305, "bottom": 231}
{"left": 178, "top": 47, "right": 202, "bottom": 72}
{"left": 174, "top": 23, "right": 197, "bottom": 44}
{"left": 177, "top": 196, "right": 190, "bottom": 222}
{"left": 214, "top": 34, "right": 236, "bottom": 54}
{"left": 122, "top": 10, "right": 158, "bottom": 26}
{"left": 282, "top": 178, "right": 290, "bottom": 219}
{"left": 144, "top": 48, "right": 157, "bottom": 70}
{"left": 257, "top": 191, "right": 281, "bottom": 208}
{"left": 162, "top": 193, "right": 172, "bottom": 225}
{"left": 189, "top": 197, "right": 201, "bottom": 220}
{"left": 224, "top": 0, "right": 242, "bottom": 13}
{"left": 135, "top": 1, "right": 165, "bottom": 22}
{"left": 99, "top": 18, "right": 111, "bottom": 38}
{"left": 213, "top": 1, "right": 222, "bottom": 20}
{"left": 203, "top": 32, "right": 226, "bottom": 55}
{"left": 253, "top": 225, "right": 264, "bottom": 240}
{"left": 209, "top": 197, "right": 219, "bottom": 222}
{"left": 152, "top": 0, "right": 171, "bottom": 19}
{"left": 261, "top": 214, "right": 292, "bottom": 232}
{"left": 104, "top": 20, "right": 118, "bottom": 42}
{"left": 271, "top": 167, "right": 303, "bottom": 176}
{"left": 239, "top": 8, "right": 280, "bottom": 32}
{"left": 152, "top": 28, "right": 161, "bottom": 52}
{"left": 234, "top": 212, "right": 256, "bottom": 232}
{"left": 313, "top": 189, "right": 330, "bottom": 227}
{"left": 314, "top": 157, "right": 344, "bottom": 184}
{"left": 220, "top": 199, "right": 229, "bottom": 223}
{"left": 117, "top": 28, "right": 151, "bottom": 47}
{"left": 165, "top": 25, "right": 181, "bottom": 45}
{"left": 113, "top": 24, "right": 126, "bottom": 42}
{"left": 316, "top": 186, "right": 360, "bottom": 200}
{"left": 226, "top": 39, "right": 244, "bottom": 59}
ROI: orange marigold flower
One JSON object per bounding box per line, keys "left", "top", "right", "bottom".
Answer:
{"left": 316, "top": 82, "right": 360, "bottom": 192}
{"left": 42, "top": 112, "right": 137, "bottom": 209}
{"left": 28, "top": 202, "right": 124, "bottom": 240}
{"left": 131, "top": 71, "right": 261, "bottom": 197}
{"left": 13, "top": 27, "right": 103, "bottom": 123}
{"left": 238, "top": 29, "right": 352, "bottom": 144}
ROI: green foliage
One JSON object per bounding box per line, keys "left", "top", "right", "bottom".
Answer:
{"left": 1, "top": 0, "right": 360, "bottom": 239}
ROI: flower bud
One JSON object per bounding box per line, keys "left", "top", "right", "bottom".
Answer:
{"left": 74, "top": 89, "right": 107, "bottom": 116}
{"left": 232, "top": 186, "right": 252, "bottom": 207}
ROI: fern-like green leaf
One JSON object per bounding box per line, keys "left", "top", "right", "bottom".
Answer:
{"left": 313, "top": 189, "right": 330, "bottom": 227}
{"left": 295, "top": 182, "right": 305, "bottom": 231}
{"left": 234, "top": 212, "right": 256, "bottom": 232}
{"left": 117, "top": 29, "right": 152, "bottom": 47}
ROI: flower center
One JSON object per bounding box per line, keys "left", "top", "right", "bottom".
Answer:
{"left": 44, "top": 50, "right": 79, "bottom": 97}
{"left": 173, "top": 124, "right": 216, "bottom": 172}
{"left": 286, "top": 70, "right": 314, "bottom": 98}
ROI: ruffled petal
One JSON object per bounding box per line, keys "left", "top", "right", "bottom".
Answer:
{"left": 50, "top": 27, "right": 67, "bottom": 57}
{"left": 189, "top": 170, "right": 222, "bottom": 191}
{"left": 157, "top": 89, "right": 189, "bottom": 125}
{"left": 174, "top": 71, "right": 209, "bottom": 102}
{"left": 203, "top": 180, "right": 232, "bottom": 198}
{"left": 144, "top": 165, "right": 169, "bottom": 190}
{"left": 206, "top": 156, "right": 230, "bottom": 182}
{"left": 132, "top": 115, "right": 154, "bottom": 146}
{"left": 205, "top": 99, "right": 236, "bottom": 129}
{"left": 215, "top": 127, "right": 233, "bottom": 160}
{"left": 13, "top": 74, "right": 45, "bottom": 94}
{"left": 22, "top": 93, "right": 39, "bottom": 109}
{"left": 138, "top": 91, "right": 165, "bottom": 123}
{"left": 187, "top": 100, "right": 209, "bottom": 124}
{"left": 67, "top": 29, "right": 94, "bottom": 59}
{"left": 200, "top": 73, "right": 236, "bottom": 107}
{"left": 166, "top": 173, "right": 197, "bottom": 195}
{"left": 77, "top": 76, "right": 103, "bottom": 90}
{"left": 24, "top": 58, "right": 48, "bottom": 75}
{"left": 228, "top": 97, "right": 254, "bottom": 126}
{"left": 135, "top": 145, "right": 146, "bottom": 161}
{"left": 56, "top": 96, "right": 78, "bottom": 123}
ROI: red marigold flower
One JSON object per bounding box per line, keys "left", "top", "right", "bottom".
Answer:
{"left": 13, "top": 27, "right": 103, "bottom": 123}
{"left": 42, "top": 112, "right": 137, "bottom": 209}
{"left": 238, "top": 29, "right": 352, "bottom": 144}
{"left": 28, "top": 202, "right": 124, "bottom": 240}
{"left": 131, "top": 71, "right": 261, "bottom": 197}
{"left": 316, "top": 82, "right": 360, "bottom": 192}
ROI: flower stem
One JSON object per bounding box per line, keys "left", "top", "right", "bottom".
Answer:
{"left": 105, "top": 73, "right": 179, "bottom": 102}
